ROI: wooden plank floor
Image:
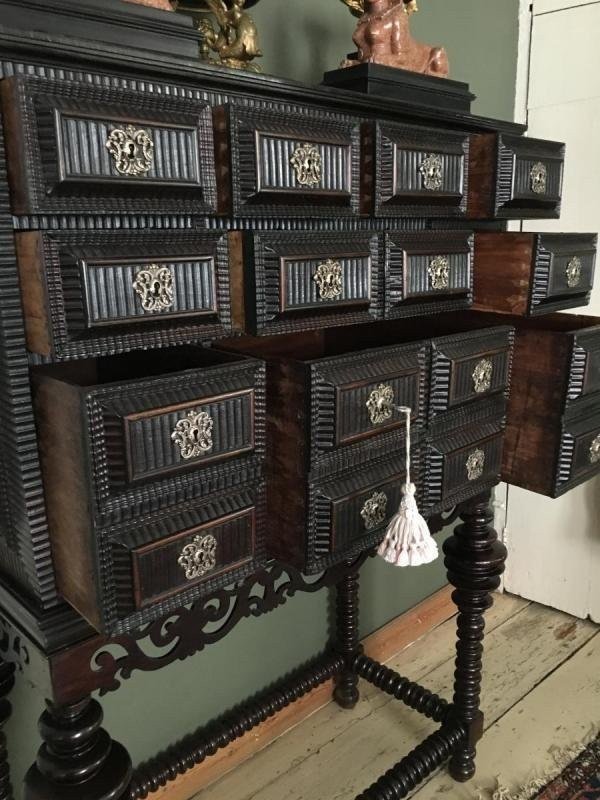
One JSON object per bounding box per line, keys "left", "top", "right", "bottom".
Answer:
{"left": 196, "top": 594, "right": 599, "bottom": 800}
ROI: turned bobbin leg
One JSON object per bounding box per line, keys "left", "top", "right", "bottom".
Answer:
{"left": 0, "top": 662, "right": 15, "bottom": 800}
{"left": 24, "top": 695, "right": 132, "bottom": 800}
{"left": 443, "top": 490, "right": 507, "bottom": 783}
{"left": 333, "top": 567, "right": 362, "bottom": 710}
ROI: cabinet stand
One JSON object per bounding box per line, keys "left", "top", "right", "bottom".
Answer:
{"left": 18, "top": 492, "right": 506, "bottom": 800}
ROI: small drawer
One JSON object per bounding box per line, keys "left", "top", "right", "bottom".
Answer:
{"left": 370, "top": 121, "right": 469, "bottom": 217}
{"left": 425, "top": 423, "right": 505, "bottom": 512}
{"left": 566, "top": 323, "right": 600, "bottom": 411}
{"left": 305, "top": 456, "right": 410, "bottom": 573}
{"left": 215, "top": 105, "right": 360, "bottom": 218}
{"left": 1, "top": 75, "right": 217, "bottom": 215}
{"left": 468, "top": 133, "right": 564, "bottom": 220}
{"left": 34, "top": 348, "right": 265, "bottom": 523}
{"left": 473, "top": 232, "right": 597, "bottom": 317}
{"left": 430, "top": 327, "right": 514, "bottom": 421}
{"left": 230, "top": 231, "right": 381, "bottom": 336}
{"left": 384, "top": 230, "right": 473, "bottom": 319}
{"left": 56, "top": 482, "right": 266, "bottom": 634}
{"left": 16, "top": 230, "right": 232, "bottom": 360}
{"left": 556, "top": 414, "right": 600, "bottom": 496}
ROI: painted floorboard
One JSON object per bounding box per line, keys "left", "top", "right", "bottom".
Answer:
{"left": 198, "top": 595, "right": 598, "bottom": 800}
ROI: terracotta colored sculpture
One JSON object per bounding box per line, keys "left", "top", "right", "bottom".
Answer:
{"left": 342, "top": 0, "right": 449, "bottom": 78}
{"left": 122, "top": 0, "right": 174, "bottom": 10}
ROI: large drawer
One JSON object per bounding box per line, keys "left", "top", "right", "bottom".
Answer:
{"left": 429, "top": 326, "right": 514, "bottom": 424}
{"left": 384, "top": 230, "right": 473, "bottom": 319}
{"left": 34, "top": 348, "right": 266, "bottom": 523}
{"left": 56, "top": 481, "right": 266, "bottom": 634}
{"left": 500, "top": 313, "right": 600, "bottom": 496}
{"left": 215, "top": 104, "right": 360, "bottom": 218}
{"left": 230, "top": 230, "right": 381, "bottom": 336}
{"left": 468, "top": 132, "right": 565, "bottom": 220}
{"left": 369, "top": 121, "right": 469, "bottom": 217}
{"left": 473, "top": 232, "right": 597, "bottom": 317}
{"left": 16, "top": 230, "right": 232, "bottom": 360}
{"left": 425, "top": 421, "right": 505, "bottom": 513}
{"left": 1, "top": 75, "right": 217, "bottom": 215}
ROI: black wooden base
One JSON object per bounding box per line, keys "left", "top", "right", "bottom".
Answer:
{"left": 21, "top": 492, "right": 504, "bottom": 800}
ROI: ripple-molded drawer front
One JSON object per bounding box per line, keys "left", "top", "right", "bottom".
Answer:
{"left": 305, "top": 455, "right": 408, "bottom": 573}
{"left": 430, "top": 327, "right": 514, "bottom": 421}
{"left": 371, "top": 121, "right": 469, "bottom": 217}
{"left": 384, "top": 230, "right": 473, "bottom": 318}
{"left": 215, "top": 105, "right": 360, "bottom": 218}
{"left": 1, "top": 75, "right": 217, "bottom": 214}
{"left": 556, "top": 415, "right": 600, "bottom": 496}
{"left": 474, "top": 232, "right": 597, "bottom": 317}
{"left": 566, "top": 324, "right": 600, "bottom": 412}
{"left": 425, "top": 423, "right": 504, "bottom": 513}
{"left": 468, "top": 133, "right": 564, "bottom": 220}
{"left": 16, "top": 230, "right": 232, "bottom": 360}
{"left": 34, "top": 348, "right": 265, "bottom": 523}
{"left": 231, "top": 231, "right": 381, "bottom": 336}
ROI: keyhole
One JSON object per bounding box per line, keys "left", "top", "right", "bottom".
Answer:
{"left": 151, "top": 280, "right": 161, "bottom": 297}
{"left": 128, "top": 142, "right": 136, "bottom": 160}
{"left": 191, "top": 428, "right": 200, "bottom": 443}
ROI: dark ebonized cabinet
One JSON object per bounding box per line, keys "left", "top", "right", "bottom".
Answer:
{"left": 0, "top": 6, "right": 596, "bottom": 800}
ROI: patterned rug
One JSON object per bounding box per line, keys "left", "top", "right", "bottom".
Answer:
{"left": 533, "top": 735, "right": 600, "bottom": 799}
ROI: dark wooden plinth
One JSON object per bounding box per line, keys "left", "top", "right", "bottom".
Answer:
{"left": 323, "top": 64, "right": 475, "bottom": 114}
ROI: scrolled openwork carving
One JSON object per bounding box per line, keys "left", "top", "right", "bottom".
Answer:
{"left": 290, "top": 142, "right": 322, "bottom": 188}
{"left": 178, "top": 534, "right": 217, "bottom": 581}
{"left": 419, "top": 153, "right": 444, "bottom": 191}
{"left": 466, "top": 449, "right": 486, "bottom": 482}
{"left": 366, "top": 384, "right": 395, "bottom": 426}
{"left": 428, "top": 255, "right": 450, "bottom": 290}
{"left": 313, "top": 259, "right": 343, "bottom": 301}
{"left": 530, "top": 161, "right": 548, "bottom": 195}
{"left": 565, "top": 256, "right": 583, "bottom": 289}
{"left": 171, "top": 410, "right": 214, "bottom": 460}
{"left": 590, "top": 434, "right": 600, "bottom": 465}
{"left": 472, "top": 358, "right": 493, "bottom": 395}
{"left": 106, "top": 124, "right": 155, "bottom": 177}
{"left": 132, "top": 264, "right": 174, "bottom": 313}
{"left": 361, "top": 491, "right": 388, "bottom": 530}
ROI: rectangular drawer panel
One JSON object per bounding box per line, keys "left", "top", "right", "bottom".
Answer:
{"left": 385, "top": 230, "right": 473, "bottom": 318}
{"left": 17, "top": 230, "right": 232, "bottom": 360}
{"left": 217, "top": 105, "right": 360, "bottom": 218}
{"left": 34, "top": 349, "right": 265, "bottom": 522}
{"left": 309, "top": 341, "right": 428, "bottom": 464}
{"left": 426, "top": 423, "right": 504, "bottom": 511}
{"left": 236, "top": 231, "right": 381, "bottom": 336}
{"left": 556, "top": 415, "right": 600, "bottom": 495}
{"left": 373, "top": 121, "right": 469, "bottom": 217}
{"left": 496, "top": 134, "right": 564, "bottom": 219}
{"left": 131, "top": 507, "right": 257, "bottom": 609}
{"left": 430, "top": 327, "right": 514, "bottom": 419}
{"left": 567, "top": 325, "right": 600, "bottom": 408}
{"left": 535, "top": 234, "right": 597, "bottom": 308}
{"left": 306, "top": 455, "right": 409, "bottom": 573}
{"left": 1, "top": 75, "right": 217, "bottom": 214}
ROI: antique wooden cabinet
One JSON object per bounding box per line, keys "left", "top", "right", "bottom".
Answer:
{"left": 0, "top": 4, "right": 596, "bottom": 800}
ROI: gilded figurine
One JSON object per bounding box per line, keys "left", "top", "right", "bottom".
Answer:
{"left": 174, "top": 0, "right": 263, "bottom": 72}
{"left": 341, "top": 0, "right": 449, "bottom": 78}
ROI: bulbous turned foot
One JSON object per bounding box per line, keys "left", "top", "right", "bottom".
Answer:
{"left": 333, "top": 676, "right": 360, "bottom": 710}
{"left": 24, "top": 697, "right": 132, "bottom": 800}
{"left": 449, "top": 747, "right": 477, "bottom": 782}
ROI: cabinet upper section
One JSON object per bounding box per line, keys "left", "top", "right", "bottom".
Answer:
{"left": 0, "top": 74, "right": 564, "bottom": 222}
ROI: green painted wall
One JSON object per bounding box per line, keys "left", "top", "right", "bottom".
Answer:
{"left": 8, "top": 0, "right": 520, "bottom": 794}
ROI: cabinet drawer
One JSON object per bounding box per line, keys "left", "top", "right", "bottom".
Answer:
{"left": 473, "top": 232, "right": 597, "bottom": 317}
{"left": 425, "top": 423, "right": 504, "bottom": 512}
{"left": 556, "top": 415, "right": 600, "bottom": 496}
{"left": 34, "top": 348, "right": 265, "bottom": 522}
{"left": 17, "top": 230, "right": 232, "bottom": 360}
{"left": 1, "top": 75, "right": 217, "bottom": 215}
{"left": 566, "top": 324, "right": 600, "bottom": 411}
{"left": 231, "top": 231, "right": 381, "bottom": 336}
{"left": 371, "top": 121, "right": 469, "bottom": 217}
{"left": 430, "top": 327, "right": 514, "bottom": 421}
{"left": 216, "top": 105, "right": 360, "bottom": 218}
{"left": 384, "top": 230, "right": 473, "bottom": 318}
{"left": 306, "top": 455, "right": 409, "bottom": 573}
{"left": 468, "top": 133, "right": 564, "bottom": 220}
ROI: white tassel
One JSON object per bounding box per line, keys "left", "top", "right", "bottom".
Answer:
{"left": 377, "top": 406, "right": 439, "bottom": 568}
